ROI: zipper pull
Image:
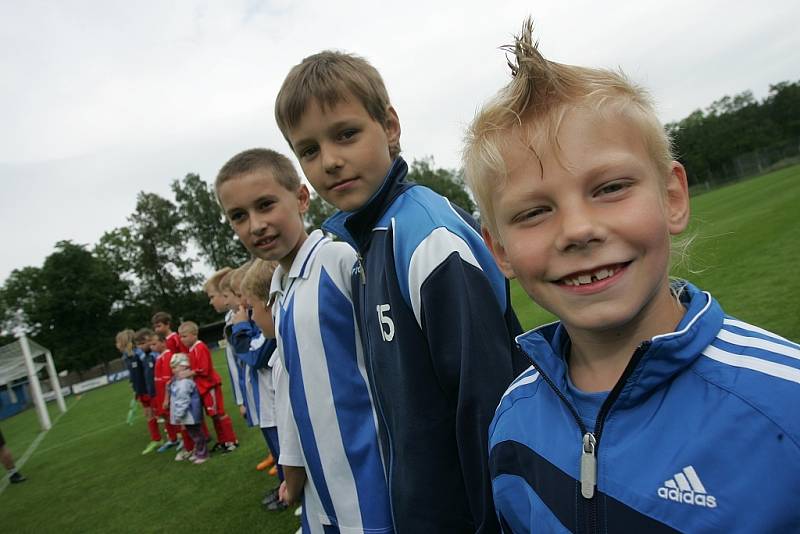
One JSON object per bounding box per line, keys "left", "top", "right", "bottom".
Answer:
{"left": 580, "top": 432, "right": 597, "bottom": 499}
{"left": 357, "top": 253, "right": 366, "bottom": 285}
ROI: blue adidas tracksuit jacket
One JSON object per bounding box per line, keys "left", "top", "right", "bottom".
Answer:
{"left": 324, "top": 157, "right": 526, "bottom": 533}
{"left": 122, "top": 350, "right": 147, "bottom": 397}
{"left": 490, "top": 282, "right": 800, "bottom": 533}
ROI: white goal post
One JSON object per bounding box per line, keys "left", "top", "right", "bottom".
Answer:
{"left": 0, "top": 333, "right": 67, "bottom": 430}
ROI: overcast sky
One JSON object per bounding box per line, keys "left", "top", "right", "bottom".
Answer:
{"left": 1, "top": 0, "right": 798, "bottom": 284}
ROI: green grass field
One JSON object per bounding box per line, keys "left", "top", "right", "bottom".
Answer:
{"left": 2, "top": 165, "right": 799, "bottom": 532}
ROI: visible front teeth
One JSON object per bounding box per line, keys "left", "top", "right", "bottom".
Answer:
{"left": 563, "top": 266, "right": 618, "bottom": 286}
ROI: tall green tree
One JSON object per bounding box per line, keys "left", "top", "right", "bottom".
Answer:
{"left": 126, "top": 192, "right": 202, "bottom": 311}
{"left": 407, "top": 157, "right": 476, "bottom": 215}
{"left": 305, "top": 191, "right": 337, "bottom": 231}
{"left": 172, "top": 173, "right": 249, "bottom": 269}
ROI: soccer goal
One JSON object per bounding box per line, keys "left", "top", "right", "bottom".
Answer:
{"left": 0, "top": 333, "right": 67, "bottom": 430}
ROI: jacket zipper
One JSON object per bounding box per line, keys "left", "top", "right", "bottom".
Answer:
{"left": 520, "top": 340, "right": 651, "bottom": 533}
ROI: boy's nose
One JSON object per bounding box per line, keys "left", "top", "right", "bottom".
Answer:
{"left": 555, "top": 204, "right": 604, "bottom": 252}
{"left": 322, "top": 148, "right": 344, "bottom": 173}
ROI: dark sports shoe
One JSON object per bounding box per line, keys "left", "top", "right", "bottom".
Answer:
{"left": 9, "top": 472, "right": 26, "bottom": 484}
{"left": 209, "top": 442, "right": 223, "bottom": 454}
{"left": 262, "top": 487, "right": 280, "bottom": 506}
{"left": 265, "top": 498, "right": 288, "bottom": 511}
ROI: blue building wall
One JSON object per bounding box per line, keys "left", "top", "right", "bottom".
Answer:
{"left": 0, "top": 383, "right": 29, "bottom": 420}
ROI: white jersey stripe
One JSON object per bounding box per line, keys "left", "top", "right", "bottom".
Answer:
{"left": 723, "top": 318, "right": 796, "bottom": 346}
{"left": 703, "top": 345, "right": 800, "bottom": 384}
{"left": 717, "top": 329, "right": 800, "bottom": 361}
{"left": 502, "top": 373, "right": 540, "bottom": 399}
{"left": 408, "top": 226, "right": 481, "bottom": 328}
{"left": 683, "top": 466, "right": 707, "bottom": 493}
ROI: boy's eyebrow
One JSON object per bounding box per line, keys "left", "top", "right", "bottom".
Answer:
{"left": 292, "top": 118, "right": 361, "bottom": 148}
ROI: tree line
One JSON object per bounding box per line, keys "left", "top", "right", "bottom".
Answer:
{"left": 0, "top": 159, "right": 473, "bottom": 374}
{"left": 667, "top": 80, "right": 800, "bottom": 184}
{"left": 2, "top": 77, "right": 797, "bottom": 374}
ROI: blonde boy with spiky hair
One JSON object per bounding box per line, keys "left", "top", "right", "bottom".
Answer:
{"left": 464, "top": 18, "right": 800, "bottom": 533}
{"left": 204, "top": 267, "right": 232, "bottom": 315}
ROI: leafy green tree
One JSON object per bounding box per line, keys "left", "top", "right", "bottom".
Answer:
{"left": 126, "top": 192, "right": 202, "bottom": 311}
{"left": 407, "top": 157, "right": 476, "bottom": 215}
{"left": 305, "top": 191, "right": 337, "bottom": 231}
{"left": 172, "top": 173, "right": 249, "bottom": 269}
{"left": 0, "top": 241, "right": 128, "bottom": 372}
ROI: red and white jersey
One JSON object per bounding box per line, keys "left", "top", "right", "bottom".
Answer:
{"left": 166, "top": 331, "right": 189, "bottom": 355}
{"left": 188, "top": 340, "right": 221, "bottom": 395}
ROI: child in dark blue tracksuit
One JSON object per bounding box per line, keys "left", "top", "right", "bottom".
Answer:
{"left": 276, "top": 51, "right": 526, "bottom": 533}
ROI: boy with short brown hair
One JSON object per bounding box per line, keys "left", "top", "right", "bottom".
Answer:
{"left": 275, "top": 50, "right": 524, "bottom": 533}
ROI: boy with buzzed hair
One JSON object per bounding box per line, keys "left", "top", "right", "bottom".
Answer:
{"left": 463, "top": 18, "right": 800, "bottom": 533}
{"left": 152, "top": 311, "right": 188, "bottom": 355}
{"left": 178, "top": 321, "right": 239, "bottom": 452}
{"left": 275, "top": 51, "right": 524, "bottom": 532}
{"left": 216, "top": 148, "right": 391, "bottom": 533}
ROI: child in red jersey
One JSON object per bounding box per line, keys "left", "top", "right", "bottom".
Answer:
{"left": 152, "top": 311, "right": 188, "bottom": 355}
{"left": 151, "top": 332, "right": 181, "bottom": 452}
{"left": 178, "top": 321, "right": 239, "bottom": 452}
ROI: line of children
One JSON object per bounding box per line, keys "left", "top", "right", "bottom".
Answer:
{"left": 216, "top": 148, "right": 392, "bottom": 533}
{"left": 460, "top": 18, "right": 800, "bottom": 533}
{"left": 230, "top": 259, "right": 287, "bottom": 509}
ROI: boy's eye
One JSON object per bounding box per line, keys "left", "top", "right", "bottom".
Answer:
{"left": 512, "top": 206, "right": 550, "bottom": 224}
{"left": 339, "top": 128, "right": 359, "bottom": 141}
{"left": 299, "top": 145, "right": 318, "bottom": 159}
{"left": 595, "top": 179, "right": 631, "bottom": 197}
{"left": 228, "top": 211, "right": 246, "bottom": 223}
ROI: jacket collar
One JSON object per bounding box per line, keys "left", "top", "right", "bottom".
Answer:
{"left": 322, "top": 157, "right": 414, "bottom": 250}
{"left": 269, "top": 229, "right": 329, "bottom": 301}
{"left": 517, "top": 281, "right": 724, "bottom": 406}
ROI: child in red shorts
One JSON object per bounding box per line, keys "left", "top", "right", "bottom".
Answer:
{"left": 178, "top": 321, "right": 238, "bottom": 452}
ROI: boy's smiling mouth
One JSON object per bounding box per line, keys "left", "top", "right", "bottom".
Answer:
{"left": 556, "top": 262, "right": 630, "bottom": 288}
{"left": 254, "top": 234, "right": 278, "bottom": 248}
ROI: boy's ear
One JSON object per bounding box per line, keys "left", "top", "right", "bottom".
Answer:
{"left": 297, "top": 184, "right": 310, "bottom": 214}
{"left": 665, "top": 161, "right": 690, "bottom": 235}
{"left": 482, "top": 226, "right": 516, "bottom": 280}
{"left": 384, "top": 105, "right": 401, "bottom": 147}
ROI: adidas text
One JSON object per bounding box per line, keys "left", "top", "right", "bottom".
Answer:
{"left": 657, "top": 487, "right": 717, "bottom": 508}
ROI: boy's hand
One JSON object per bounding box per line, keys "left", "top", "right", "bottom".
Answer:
{"left": 239, "top": 405, "right": 247, "bottom": 418}
{"left": 233, "top": 305, "right": 249, "bottom": 324}
{"left": 162, "top": 400, "right": 169, "bottom": 410}
{"left": 278, "top": 481, "right": 288, "bottom": 504}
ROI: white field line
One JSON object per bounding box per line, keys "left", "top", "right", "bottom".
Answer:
{"left": 0, "top": 396, "right": 80, "bottom": 497}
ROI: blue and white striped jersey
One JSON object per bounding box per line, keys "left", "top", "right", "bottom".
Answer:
{"left": 223, "top": 310, "right": 246, "bottom": 407}
{"left": 490, "top": 282, "right": 800, "bottom": 533}
{"left": 270, "top": 229, "right": 392, "bottom": 534}
{"left": 230, "top": 320, "right": 277, "bottom": 428}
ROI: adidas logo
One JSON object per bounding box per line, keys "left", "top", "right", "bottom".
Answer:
{"left": 657, "top": 465, "right": 717, "bottom": 508}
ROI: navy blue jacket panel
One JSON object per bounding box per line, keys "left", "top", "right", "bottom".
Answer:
{"left": 324, "top": 157, "right": 524, "bottom": 533}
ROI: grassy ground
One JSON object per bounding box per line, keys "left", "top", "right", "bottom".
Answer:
{"left": 2, "top": 165, "right": 798, "bottom": 532}
{"left": 0, "top": 349, "right": 300, "bottom": 533}
{"left": 511, "top": 164, "right": 800, "bottom": 341}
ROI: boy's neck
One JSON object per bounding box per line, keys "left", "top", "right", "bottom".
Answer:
{"left": 278, "top": 230, "right": 310, "bottom": 273}
{"left": 566, "top": 289, "right": 685, "bottom": 393}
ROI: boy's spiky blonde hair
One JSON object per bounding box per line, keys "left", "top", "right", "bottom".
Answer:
{"left": 463, "top": 17, "right": 674, "bottom": 241}
{"left": 203, "top": 267, "right": 232, "bottom": 293}
{"left": 240, "top": 259, "right": 279, "bottom": 304}
{"left": 275, "top": 50, "right": 401, "bottom": 158}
